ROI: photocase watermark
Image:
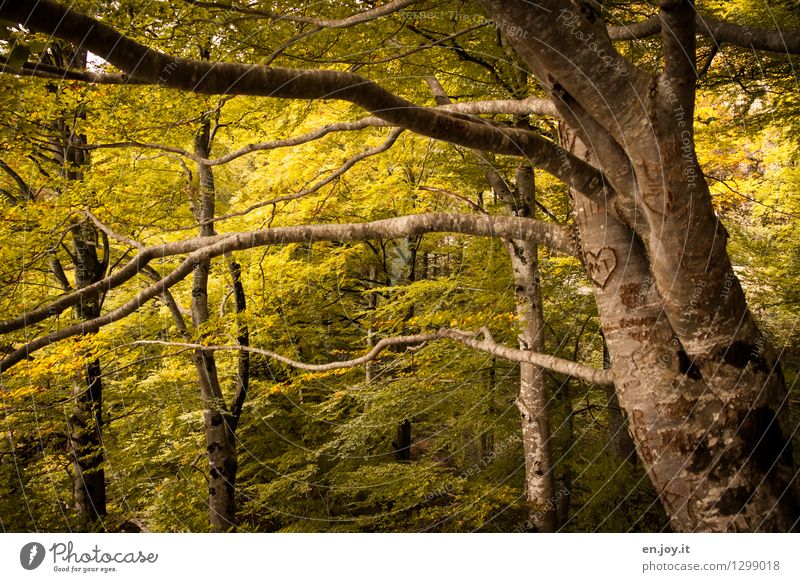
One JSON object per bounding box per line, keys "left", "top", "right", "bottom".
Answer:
{"left": 423, "top": 434, "right": 521, "bottom": 503}
{"left": 556, "top": 9, "right": 628, "bottom": 76}
{"left": 20, "top": 542, "right": 46, "bottom": 570}
{"left": 18, "top": 541, "right": 158, "bottom": 574}
{"left": 511, "top": 486, "right": 569, "bottom": 533}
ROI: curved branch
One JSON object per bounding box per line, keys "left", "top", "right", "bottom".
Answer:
{"left": 0, "top": 0, "right": 610, "bottom": 204}
{"left": 0, "top": 212, "right": 576, "bottom": 348}
{"left": 609, "top": 13, "right": 800, "bottom": 54}
{"left": 0, "top": 158, "right": 35, "bottom": 200}
{"left": 82, "top": 97, "right": 556, "bottom": 167}
{"left": 81, "top": 117, "right": 391, "bottom": 166}
{"left": 209, "top": 128, "right": 404, "bottom": 224}
{"left": 184, "top": 0, "right": 419, "bottom": 29}
{"left": 133, "top": 326, "right": 614, "bottom": 385}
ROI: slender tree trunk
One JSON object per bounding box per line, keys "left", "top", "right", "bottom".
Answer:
{"left": 425, "top": 76, "right": 558, "bottom": 528}
{"left": 503, "top": 166, "right": 556, "bottom": 532}
{"left": 44, "top": 44, "right": 109, "bottom": 528}
{"left": 191, "top": 113, "right": 238, "bottom": 531}
{"left": 389, "top": 235, "right": 418, "bottom": 461}
{"left": 68, "top": 352, "right": 106, "bottom": 528}
{"left": 556, "top": 378, "right": 573, "bottom": 526}
{"left": 365, "top": 265, "right": 378, "bottom": 385}
{"left": 479, "top": 357, "right": 496, "bottom": 459}
{"left": 68, "top": 221, "right": 108, "bottom": 529}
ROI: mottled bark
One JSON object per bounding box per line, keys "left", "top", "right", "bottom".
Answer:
{"left": 68, "top": 221, "right": 107, "bottom": 530}
{"left": 564, "top": 127, "right": 798, "bottom": 531}
{"left": 68, "top": 352, "right": 106, "bottom": 528}
{"left": 191, "top": 114, "right": 238, "bottom": 531}
{"left": 502, "top": 167, "right": 556, "bottom": 532}
{"left": 603, "top": 340, "right": 636, "bottom": 462}
{"left": 43, "top": 44, "right": 110, "bottom": 528}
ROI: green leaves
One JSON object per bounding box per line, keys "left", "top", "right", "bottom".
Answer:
{"left": 3, "top": 45, "right": 29, "bottom": 70}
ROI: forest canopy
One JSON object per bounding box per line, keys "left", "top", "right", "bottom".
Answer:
{"left": 0, "top": 0, "right": 799, "bottom": 533}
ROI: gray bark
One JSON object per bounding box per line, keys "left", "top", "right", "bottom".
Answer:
{"left": 191, "top": 114, "right": 238, "bottom": 531}
{"left": 503, "top": 167, "right": 556, "bottom": 532}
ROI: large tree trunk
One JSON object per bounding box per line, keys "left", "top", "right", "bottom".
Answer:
{"left": 478, "top": 0, "right": 800, "bottom": 534}
{"left": 603, "top": 339, "right": 636, "bottom": 461}
{"left": 562, "top": 127, "right": 799, "bottom": 532}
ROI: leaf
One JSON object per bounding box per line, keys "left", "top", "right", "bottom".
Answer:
{"left": 27, "top": 41, "right": 49, "bottom": 54}
{"left": 5, "top": 45, "right": 30, "bottom": 70}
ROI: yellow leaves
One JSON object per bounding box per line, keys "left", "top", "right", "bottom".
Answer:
{"left": 407, "top": 310, "right": 514, "bottom": 329}
{"left": 298, "top": 367, "right": 351, "bottom": 383}
{"left": 0, "top": 384, "right": 42, "bottom": 402}
{"left": 7, "top": 335, "right": 103, "bottom": 383}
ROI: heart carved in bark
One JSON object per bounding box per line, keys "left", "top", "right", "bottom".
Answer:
{"left": 585, "top": 247, "right": 617, "bottom": 288}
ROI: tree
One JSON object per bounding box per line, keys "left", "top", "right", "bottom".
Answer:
{"left": 1, "top": 0, "right": 799, "bottom": 532}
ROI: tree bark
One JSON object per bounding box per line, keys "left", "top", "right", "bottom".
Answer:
{"left": 45, "top": 44, "right": 109, "bottom": 528}
{"left": 191, "top": 113, "right": 238, "bottom": 531}
{"left": 503, "top": 166, "right": 556, "bottom": 532}
{"left": 603, "top": 339, "right": 636, "bottom": 462}
{"left": 68, "top": 221, "right": 107, "bottom": 530}
{"left": 563, "top": 126, "right": 799, "bottom": 532}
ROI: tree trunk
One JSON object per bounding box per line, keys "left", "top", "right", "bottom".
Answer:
{"left": 46, "top": 45, "right": 108, "bottom": 527}
{"left": 503, "top": 166, "right": 556, "bottom": 532}
{"left": 562, "top": 127, "right": 799, "bottom": 532}
{"left": 479, "top": 357, "right": 496, "bottom": 460}
{"left": 603, "top": 339, "right": 636, "bottom": 461}
{"left": 191, "top": 113, "right": 238, "bottom": 531}
{"left": 68, "top": 353, "right": 106, "bottom": 528}
{"left": 389, "top": 234, "right": 418, "bottom": 462}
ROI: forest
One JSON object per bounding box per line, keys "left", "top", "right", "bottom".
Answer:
{"left": 0, "top": 0, "right": 798, "bottom": 533}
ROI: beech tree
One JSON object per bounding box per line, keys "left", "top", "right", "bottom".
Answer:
{"left": 1, "top": 0, "right": 799, "bottom": 532}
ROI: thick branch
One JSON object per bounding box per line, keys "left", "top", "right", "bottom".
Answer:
{"left": 0, "top": 0, "right": 609, "bottom": 203}
{"left": 478, "top": 0, "right": 649, "bottom": 141}
{"left": 133, "top": 326, "right": 613, "bottom": 385}
{"left": 659, "top": 0, "right": 697, "bottom": 111}
{"left": 185, "top": 0, "right": 419, "bottom": 29}
{"left": 0, "top": 158, "right": 35, "bottom": 200}
{"left": 610, "top": 13, "right": 800, "bottom": 54}
{"left": 0, "top": 212, "right": 576, "bottom": 349}
{"left": 82, "top": 97, "right": 555, "bottom": 167}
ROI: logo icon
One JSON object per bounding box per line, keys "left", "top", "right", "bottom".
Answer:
{"left": 20, "top": 542, "right": 46, "bottom": 570}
